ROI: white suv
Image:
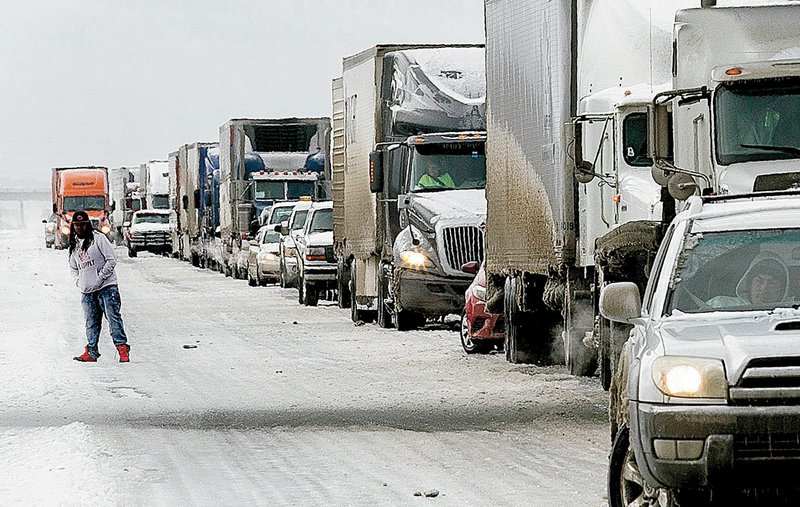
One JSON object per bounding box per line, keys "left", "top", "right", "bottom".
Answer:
{"left": 295, "top": 201, "right": 335, "bottom": 306}
{"left": 601, "top": 191, "right": 800, "bottom": 505}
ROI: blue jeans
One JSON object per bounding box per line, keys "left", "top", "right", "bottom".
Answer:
{"left": 81, "top": 285, "right": 128, "bottom": 359}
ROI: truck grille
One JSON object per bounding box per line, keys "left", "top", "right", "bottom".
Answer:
{"left": 442, "top": 226, "right": 484, "bottom": 271}
{"left": 730, "top": 357, "right": 800, "bottom": 405}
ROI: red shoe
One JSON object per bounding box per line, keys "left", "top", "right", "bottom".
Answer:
{"left": 116, "top": 344, "right": 130, "bottom": 363}
{"left": 74, "top": 346, "right": 97, "bottom": 362}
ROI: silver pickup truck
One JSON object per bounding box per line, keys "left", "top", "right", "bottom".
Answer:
{"left": 601, "top": 191, "right": 800, "bottom": 505}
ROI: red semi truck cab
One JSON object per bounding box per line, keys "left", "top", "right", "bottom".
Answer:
{"left": 51, "top": 166, "right": 112, "bottom": 249}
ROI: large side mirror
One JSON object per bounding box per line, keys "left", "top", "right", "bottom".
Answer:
{"left": 42, "top": 219, "right": 48, "bottom": 224}
{"left": 111, "top": 201, "right": 116, "bottom": 212}
{"left": 182, "top": 195, "right": 189, "bottom": 209}
{"left": 461, "top": 261, "right": 479, "bottom": 275}
{"left": 280, "top": 221, "right": 289, "bottom": 236}
{"left": 599, "top": 282, "right": 642, "bottom": 323}
{"left": 205, "top": 193, "right": 212, "bottom": 207}
{"left": 567, "top": 122, "right": 594, "bottom": 184}
{"left": 193, "top": 189, "right": 201, "bottom": 208}
{"left": 369, "top": 151, "right": 384, "bottom": 193}
{"left": 647, "top": 103, "right": 671, "bottom": 161}
{"left": 52, "top": 203, "right": 57, "bottom": 213}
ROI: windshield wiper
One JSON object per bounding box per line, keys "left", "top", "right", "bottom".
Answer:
{"left": 740, "top": 144, "right": 800, "bottom": 157}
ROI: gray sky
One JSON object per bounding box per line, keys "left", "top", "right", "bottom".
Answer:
{"left": 0, "top": 1, "right": 485, "bottom": 190}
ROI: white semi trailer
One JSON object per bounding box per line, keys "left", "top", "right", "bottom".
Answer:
{"left": 483, "top": 0, "right": 800, "bottom": 385}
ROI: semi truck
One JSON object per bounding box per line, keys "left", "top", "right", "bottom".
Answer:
{"left": 332, "top": 45, "right": 487, "bottom": 329}
{"left": 109, "top": 166, "right": 133, "bottom": 244}
{"left": 482, "top": 0, "right": 800, "bottom": 384}
{"left": 50, "top": 166, "right": 112, "bottom": 249}
{"left": 218, "top": 118, "right": 331, "bottom": 277}
{"left": 144, "top": 160, "right": 170, "bottom": 210}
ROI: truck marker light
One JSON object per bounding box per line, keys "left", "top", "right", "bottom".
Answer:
{"left": 414, "top": 138, "right": 425, "bottom": 143}
{"left": 725, "top": 67, "right": 743, "bottom": 76}
{"left": 61, "top": 225, "right": 71, "bottom": 236}
{"left": 613, "top": 194, "right": 621, "bottom": 204}
{"left": 624, "top": 90, "right": 632, "bottom": 97}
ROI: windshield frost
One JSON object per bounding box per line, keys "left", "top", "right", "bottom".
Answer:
{"left": 715, "top": 79, "right": 800, "bottom": 165}
{"left": 668, "top": 228, "right": 800, "bottom": 314}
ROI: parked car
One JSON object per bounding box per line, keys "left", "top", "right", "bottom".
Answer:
{"left": 460, "top": 261, "right": 503, "bottom": 353}
{"left": 295, "top": 201, "right": 335, "bottom": 306}
{"left": 601, "top": 192, "right": 800, "bottom": 505}
{"left": 125, "top": 209, "right": 172, "bottom": 257}
{"left": 278, "top": 200, "right": 312, "bottom": 288}
{"left": 43, "top": 214, "right": 57, "bottom": 248}
{"left": 247, "top": 226, "right": 282, "bottom": 286}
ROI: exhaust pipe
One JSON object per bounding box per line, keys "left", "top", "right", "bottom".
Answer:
{"left": 701, "top": 0, "right": 716, "bottom": 6}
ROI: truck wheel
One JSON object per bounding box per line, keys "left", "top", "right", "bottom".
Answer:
{"left": 349, "top": 266, "right": 374, "bottom": 323}
{"left": 248, "top": 270, "right": 257, "bottom": 287}
{"left": 298, "top": 274, "right": 305, "bottom": 304}
{"left": 376, "top": 265, "right": 393, "bottom": 328}
{"left": 128, "top": 248, "right": 137, "bottom": 258}
{"left": 503, "top": 277, "right": 558, "bottom": 364}
{"left": 279, "top": 260, "right": 287, "bottom": 288}
{"left": 303, "top": 281, "right": 318, "bottom": 307}
{"left": 563, "top": 281, "right": 598, "bottom": 377}
{"left": 338, "top": 259, "right": 351, "bottom": 309}
{"left": 395, "top": 310, "right": 423, "bottom": 331}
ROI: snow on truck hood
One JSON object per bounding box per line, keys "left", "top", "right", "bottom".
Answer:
{"left": 410, "top": 189, "right": 486, "bottom": 224}
{"left": 130, "top": 223, "right": 171, "bottom": 233}
{"left": 305, "top": 230, "right": 333, "bottom": 247}
{"left": 657, "top": 310, "right": 800, "bottom": 384}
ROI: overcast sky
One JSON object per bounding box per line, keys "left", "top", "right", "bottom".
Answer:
{"left": 0, "top": 1, "right": 485, "bottom": 190}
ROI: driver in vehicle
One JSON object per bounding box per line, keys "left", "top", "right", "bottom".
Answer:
{"left": 417, "top": 162, "right": 455, "bottom": 190}
{"left": 706, "top": 255, "right": 790, "bottom": 308}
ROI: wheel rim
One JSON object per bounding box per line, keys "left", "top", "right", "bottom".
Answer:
{"left": 461, "top": 313, "right": 476, "bottom": 350}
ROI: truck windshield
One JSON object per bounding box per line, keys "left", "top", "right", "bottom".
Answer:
{"left": 291, "top": 210, "right": 308, "bottom": 230}
{"left": 255, "top": 181, "right": 285, "bottom": 200}
{"left": 715, "top": 79, "right": 800, "bottom": 165}
{"left": 134, "top": 214, "right": 170, "bottom": 225}
{"left": 309, "top": 209, "right": 332, "bottom": 232}
{"left": 666, "top": 228, "right": 800, "bottom": 314}
{"left": 152, "top": 195, "right": 170, "bottom": 209}
{"left": 63, "top": 196, "right": 105, "bottom": 212}
{"left": 287, "top": 182, "right": 316, "bottom": 200}
{"left": 410, "top": 141, "right": 486, "bottom": 192}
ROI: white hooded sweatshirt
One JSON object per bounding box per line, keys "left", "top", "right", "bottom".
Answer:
{"left": 68, "top": 231, "right": 119, "bottom": 294}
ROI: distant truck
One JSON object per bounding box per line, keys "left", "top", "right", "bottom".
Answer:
{"left": 482, "top": 0, "right": 800, "bottom": 383}
{"left": 218, "top": 118, "right": 331, "bottom": 277}
{"left": 144, "top": 160, "right": 170, "bottom": 210}
{"left": 169, "top": 143, "right": 216, "bottom": 265}
{"left": 109, "top": 166, "right": 132, "bottom": 244}
{"left": 332, "top": 45, "right": 487, "bottom": 330}
{"left": 50, "top": 166, "right": 112, "bottom": 249}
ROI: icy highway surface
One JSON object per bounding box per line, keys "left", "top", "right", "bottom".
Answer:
{"left": 0, "top": 230, "right": 609, "bottom": 506}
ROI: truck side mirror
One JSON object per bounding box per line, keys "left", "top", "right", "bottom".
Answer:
{"left": 111, "top": 201, "right": 116, "bottom": 212}
{"left": 193, "top": 189, "right": 201, "bottom": 208}
{"left": 567, "top": 122, "right": 594, "bottom": 184}
{"left": 647, "top": 103, "right": 671, "bottom": 161}
{"left": 369, "top": 151, "right": 384, "bottom": 193}
{"left": 52, "top": 203, "right": 57, "bottom": 213}
{"left": 599, "top": 282, "right": 642, "bottom": 324}
{"left": 205, "top": 193, "right": 212, "bottom": 207}
{"left": 182, "top": 195, "right": 189, "bottom": 209}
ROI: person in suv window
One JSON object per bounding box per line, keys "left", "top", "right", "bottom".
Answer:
{"left": 707, "top": 255, "right": 789, "bottom": 308}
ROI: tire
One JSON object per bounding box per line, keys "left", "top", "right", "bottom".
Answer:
{"left": 349, "top": 265, "right": 374, "bottom": 323}
{"left": 248, "top": 270, "right": 257, "bottom": 287}
{"left": 376, "top": 264, "right": 393, "bottom": 329}
{"left": 460, "top": 311, "right": 490, "bottom": 354}
{"left": 279, "top": 260, "right": 287, "bottom": 288}
{"left": 338, "top": 259, "right": 351, "bottom": 309}
{"left": 298, "top": 274, "right": 305, "bottom": 304}
{"left": 128, "top": 248, "right": 137, "bottom": 258}
{"left": 503, "top": 276, "right": 559, "bottom": 364}
{"left": 395, "top": 309, "right": 423, "bottom": 331}
{"left": 302, "top": 281, "right": 318, "bottom": 307}
{"left": 608, "top": 426, "right": 687, "bottom": 507}
{"left": 563, "top": 279, "right": 598, "bottom": 377}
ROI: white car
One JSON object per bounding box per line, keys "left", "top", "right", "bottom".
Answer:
{"left": 247, "top": 226, "right": 282, "bottom": 286}
{"left": 279, "top": 200, "right": 312, "bottom": 288}
{"left": 295, "top": 201, "right": 336, "bottom": 306}
{"left": 125, "top": 209, "right": 172, "bottom": 257}
{"left": 601, "top": 192, "right": 800, "bottom": 505}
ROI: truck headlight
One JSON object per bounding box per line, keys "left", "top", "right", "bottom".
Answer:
{"left": 284, "top": 246, "right": 297, "bottom": 257}
{"left": 101, "top": 225, "right": 111, "bottom": 234}
{"left": 652, "top": 356, "right": 727, "bottom": 400}
{"left": 400, "top": 250, "right": 434, "bottom": 269}
{"left": 61, "top": 225, "right": 71, "bottom": 235}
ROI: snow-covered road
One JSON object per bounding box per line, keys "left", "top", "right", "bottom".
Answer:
{"left": 1, "top": 231, "right": 610, "bottom": 506}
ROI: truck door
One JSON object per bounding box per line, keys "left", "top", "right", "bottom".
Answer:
{"left": 383, "top": 145, "right": 407, "bottom": 250}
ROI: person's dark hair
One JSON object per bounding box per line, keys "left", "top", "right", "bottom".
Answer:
{"left": 68, "top": 211, "right": 94, "bottom": 255}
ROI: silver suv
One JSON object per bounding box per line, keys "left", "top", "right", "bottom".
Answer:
{"left": 601, "top": 192, "right": 800, "bottom": 505}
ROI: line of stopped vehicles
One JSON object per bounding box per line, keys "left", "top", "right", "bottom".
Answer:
{"left": 42, "top": 0, "right": 800, "bottom": 503}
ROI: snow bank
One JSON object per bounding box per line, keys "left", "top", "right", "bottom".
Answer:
{"left": 0, "top": 423, "right": 119, "bottom": 506}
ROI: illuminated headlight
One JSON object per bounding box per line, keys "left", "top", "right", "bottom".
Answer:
{"left": 652, "top": 356, "right": 727, "bottom": 400}
{"left": 46, "top": 225, "right": 55, "bottom": 232}
{"left": 100, "top": 225, "right": 111, "bottom": 234}
{"left": 400, "top": 250, "right": 434, "bottom": 269}
{"left": 61, "top": 225, "right": 71, "bottom": 235}
{"left": 473, "top": 285, "right": 486, "bottom": 302}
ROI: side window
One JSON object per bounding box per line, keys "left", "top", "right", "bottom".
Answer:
{"left": 642, "top": 225, "right": 675, "bottom": 314}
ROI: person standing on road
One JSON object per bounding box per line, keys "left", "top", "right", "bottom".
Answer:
{"left": 68, "top": 210, "right": 131, "bottom": 363}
